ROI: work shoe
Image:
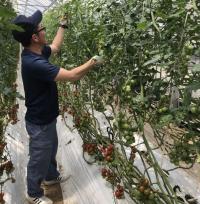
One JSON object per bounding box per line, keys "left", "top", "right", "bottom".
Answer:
{"left": 26, "top": 195, "right": 53, "bottom": 204}
{"left": 43, "top": 175, "right": 70, "bottom": 186}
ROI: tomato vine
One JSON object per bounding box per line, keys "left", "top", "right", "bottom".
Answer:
{"left": 44, "top": 0, "right": 200, "bottom": 203}
{"left": 0, "top": 0, "right": 19, "bottom": 201}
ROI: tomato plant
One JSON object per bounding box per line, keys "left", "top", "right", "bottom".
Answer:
{"left": 0, "top": 0, "right": 19, "bottom": 195}
{"left": 44, "top": 0, "right": 200, "bottom": 203}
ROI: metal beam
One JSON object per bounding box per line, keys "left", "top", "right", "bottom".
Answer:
{"left": 24, "top": 0, "right": 28, "bottom": 15}
{"left": 12, "top": 4, "right": 49, "bottom": 8}
{"left": 43, "top": 0, "right": 58, "bottom": 13}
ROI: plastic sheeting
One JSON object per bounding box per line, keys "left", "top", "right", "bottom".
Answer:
{"left": 11, "top": 0, "right": 58, "bottom": 15}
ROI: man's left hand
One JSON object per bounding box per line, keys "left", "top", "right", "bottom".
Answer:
{"left": 59, "top": 13, "right": 69, "bottom": 29}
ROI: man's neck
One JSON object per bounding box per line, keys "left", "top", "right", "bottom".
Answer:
{"left": 25, "top": 44, "right": 43, "bottom": 55}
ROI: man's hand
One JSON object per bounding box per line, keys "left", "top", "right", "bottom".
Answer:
{"left": 59, "top": 13, "right": 68, "bottom": 29}
{"left": 50, "top": 13, "right": 69, "bottom": 53}
{"left": 91, "top": 55, "right": 104, "bottom": 65}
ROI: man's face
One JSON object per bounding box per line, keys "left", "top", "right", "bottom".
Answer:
{"left": 32, "top": 23, "right": 47, "bottom": 45}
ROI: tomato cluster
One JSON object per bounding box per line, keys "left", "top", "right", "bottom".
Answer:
{"left": 82, "top": 143, "right": 97, "bottom": 155}
{"left": 0, "top": 143, "right": 6, "bottom": 155}
{"left": 0, "top": 160, "right": 14, "bottom": 175}
{"left": 101, "top": 168, "right": 117, "bottom": 184}
{"left": 129, "top": 146, "right": 137, "bottom": 162}
{"left": 190, "top": 104, "right": 200, "bottom": 115}
{"left": 73, "top": 111, "right": 91, "bottom": 129}
{"left": 122, "top": 79, "right": 139, "bottom": 102}
{"left": 113, "top": 113, "right": 137, "bottom": 145}
{"left": 99, "top": 144, "right": 114, "bottom": 162}
{"left": 136, "top": 178, "right": 155, "bottom": 201}
{"left": 8, "top": 104, "right": 19, "bottom": 125}
{"left": 114, "top": 184, "right": 124, "bottom": 199}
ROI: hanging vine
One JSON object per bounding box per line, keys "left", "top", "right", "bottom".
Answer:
{"left": 44, "top": 0, "right": 200, "bottom": 203}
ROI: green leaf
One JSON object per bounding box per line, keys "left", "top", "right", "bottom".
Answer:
{"left": 167, "top": 10, "right": 185, "bottom": 19}
{"left": 98, "top": 77, "right": 107, "bottom": 84}
{"left": 173, "top": 109, "right": 186, "bottom": 124}
{"left": 149, "top": 50, "right": 159, "bottom": 55}
{"left": 143, "top": 54, "right": 161, "bottom": 66}
{"left": 0, "top": 6, "right": 14, "bottom": 18}
{"left": 158, "top": 114, "right": 173, "bottom": 127}
{"left": 163, "top": 53, "right": 172, "bottom": 59}
{"left": 136, "top": 21, "right": 148, "bottom": 31}
{"left": 8, "top": 24, "right": 24, "bottom": 32}
{"left": 62, "top": 57, "right": 68, "bottom": 62}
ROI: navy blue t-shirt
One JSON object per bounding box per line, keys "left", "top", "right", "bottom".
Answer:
{"left": 21, "top": 45, "right": 60, "bottom": 125}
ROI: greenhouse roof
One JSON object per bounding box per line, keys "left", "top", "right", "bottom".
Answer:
{"left": 11, "top": 0, "right": 59, "bottom": 16}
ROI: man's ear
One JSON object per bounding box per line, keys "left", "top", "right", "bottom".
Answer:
{"left": 31, "top": 34, "right": 39, "bottom": 43}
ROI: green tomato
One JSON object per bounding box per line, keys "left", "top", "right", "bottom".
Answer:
{"left": 132, "top": 190, "right": 142, "bottom": 200}
{"left": 148, "top": 192, "right": 155, "bottom": 200}
{"left": 190, "top": 106, "right": 198, "bottom": 114}
{"left": 162, "top": 107, "right": 168, "bottom": 112}
{"left": 186, "top": 44, "right": 193, "bottom": 50}
{"left": 124, "top": 135, "right": 131, "bottom": 139}
{"left": 126, "top": 95, "right": 132, "bottom": 100}
{"left": 129, "top": 79, "right": 137, "bottom": 85}
{"left": 125, "top": 85, "right": 131, "bottom": 93}
{"left": 123, "top": 130, "right": 129, "bottom": 135}
{"left": 186, "top": 55, "right": 191, "bottom": 60}
{"left": 158, "top": 107, "right": 168, "bottom": 113}
{"left": 122, "top": 123, "right": 130, "bottom": 130}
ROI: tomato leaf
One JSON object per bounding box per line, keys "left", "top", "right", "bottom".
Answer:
{"left": 143, "top": 54, "right": 161, "bottom": 66}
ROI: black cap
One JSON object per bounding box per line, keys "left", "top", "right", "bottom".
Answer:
{"left": 12, "top": 10, "right": 42, "bottom": 43}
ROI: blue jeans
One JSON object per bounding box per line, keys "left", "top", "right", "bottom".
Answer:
{"left": 25, "top": 119, "right": 60, "bottom": 197}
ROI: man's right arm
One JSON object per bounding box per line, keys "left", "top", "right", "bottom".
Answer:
{"left": 54, "top": 58, "right": 98, "bottom": 82}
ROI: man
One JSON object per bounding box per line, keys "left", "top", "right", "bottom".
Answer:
{"left": 12, "top": 10, "right": 102, "bottom": 204}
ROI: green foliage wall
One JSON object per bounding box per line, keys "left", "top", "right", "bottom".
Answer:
{"left": 44, "top": 0, "right": 200, "bottom": 203}
{"left": 0, "top": 1, "right": 18, "bottom": 196}
{"left": 0, "top": 0, "right": 19, "bottom": 133}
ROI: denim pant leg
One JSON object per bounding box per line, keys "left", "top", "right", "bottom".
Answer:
{"left": 45, "top": 120, "right": 60, "bottom": 181}
{"left": 25, "top": 119, "right": 59, "bottom": 197}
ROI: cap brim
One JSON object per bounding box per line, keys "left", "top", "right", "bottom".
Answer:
{"left": 28, "top": 10, "right": 42, "bottom": 26}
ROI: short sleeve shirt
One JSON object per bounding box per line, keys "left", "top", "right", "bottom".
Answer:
{"left": 21, "top": 45, "right": 60, "bottom": 125}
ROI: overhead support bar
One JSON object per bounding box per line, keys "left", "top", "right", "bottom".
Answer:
{"left": 43, "top": 0, "right": 58, "bottom": 13}
{"left": 12, "top": 4, "right": 49, "bottom": 8}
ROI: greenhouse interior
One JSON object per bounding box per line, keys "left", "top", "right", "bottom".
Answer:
{"left": 0, "top": 0, "right": 200, "bottom": 203}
